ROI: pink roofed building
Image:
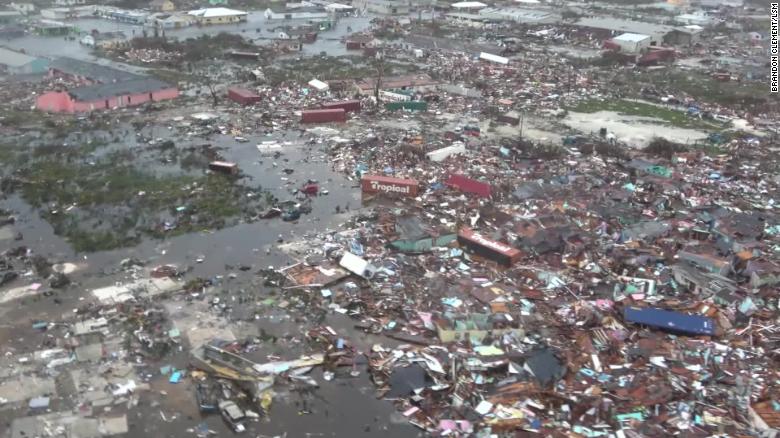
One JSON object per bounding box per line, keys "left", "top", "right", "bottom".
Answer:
{"left": 36, "top": 57, "right": 178, "bottom": 113}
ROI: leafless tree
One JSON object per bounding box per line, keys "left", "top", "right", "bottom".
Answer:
{"left": 370, "top": 51, "right": 386, "bottom": 104}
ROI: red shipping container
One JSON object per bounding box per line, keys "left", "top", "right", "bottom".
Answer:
{"left": 322, "top": 100, "right": 361, "bottom": 113}
{"left": 346, "top": 41, "right": 362, "bottom": 50}
{"left": 446, "top": 174, "right": 492, "bottom": 198}
{"left": 458, "top": 227, "right": 521, "bottom": 267}
{"left": 361, "top": 175, "right": 419, "bottom": 197}
{"left": 227, "top": 87, "right": 261, "bottom": 105}
{"left": 301, "top": 108, "right": 346, "bottom": 123}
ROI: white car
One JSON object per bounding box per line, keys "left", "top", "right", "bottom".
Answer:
{"left": 219, "top": 400, "right": 246, "bottom": 433}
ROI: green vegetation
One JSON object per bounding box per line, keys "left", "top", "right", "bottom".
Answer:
{"left": 621, "top": 70, "right": 774, "bottom": 110}
{"left": 2, "top": 136, "right": 267, "bottom": 253}
{"left": 0, "top": 109, "right": 40, "bottom": 127}
{"left": 566, "top": 99, "right": 724, "bottom": 130}
{"left": 148, "top": 68, "right": 198, "bottom": 85}
{"left": 0, "top": 143, "right": 23, "bottom": 165}
{"left": 265, "top": 56, "right": 381, "bottom": 85}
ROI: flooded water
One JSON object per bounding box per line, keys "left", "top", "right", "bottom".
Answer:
{"left": 2, "top": 126, "right": 361, "bottom": 275}
{"left": 0, "top": 119, "right": 412, "bottom": 438}
{"left": 4, "top": 14, "right": 373, "bottom": 63}
{"left": 0, "top": 10, "right": 422, "bottom": 438}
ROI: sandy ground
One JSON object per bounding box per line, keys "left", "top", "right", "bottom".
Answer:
{"left": 563, "top": 110, "right": 709, "bottom": 148}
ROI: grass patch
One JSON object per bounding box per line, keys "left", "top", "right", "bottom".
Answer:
{"left": 0, "top": 144, "right": 23, "bottom": 164}
{"left": 622, "top": 69, "right": 775, "bottom": 111}
{"left": 566, "top": 99, "right": 724, "bottom": 130}
{"left": 12, "top": 151, "right": 267, "bottom": 252}
{"left": 148, "top": 68, "right": 197, "bottom": 85}
{"left": 0, "top": 110, "right": 42, "bottom": 128}
{"left": 265, "top": 55, "right": 420, "bottom": 85}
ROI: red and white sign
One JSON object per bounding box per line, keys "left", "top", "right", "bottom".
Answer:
{"left": 361, "top": 175, "right": 419, "bottom": 197}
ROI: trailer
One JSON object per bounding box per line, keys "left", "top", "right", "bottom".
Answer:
{"left": 458, "top": 228, "right": 521, "bottom": 267}
{"left": 446, "top": 174, "right": 491, "bottom": 198}
{"left": 623, "top": 307, "right": 715, "bottom": 336}
{"left": 300, "top": 108, "right": 346, "bottom": 123}
{"left": 227, "top": 87, "right": 261, "bottom": 106}
{"left": 321, "top": 100, "right": 361, "bottom": 113}
{"left": 208, "top": 161, "right": 239, "bottom": 175}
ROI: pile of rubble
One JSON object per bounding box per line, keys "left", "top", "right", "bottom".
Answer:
{"left": 255, "top": 115, "right": 780, "bottom": 436}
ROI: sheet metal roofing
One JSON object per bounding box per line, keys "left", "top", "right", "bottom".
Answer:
{"left": 0, "top": 47, "right": 39, "bottom": 68}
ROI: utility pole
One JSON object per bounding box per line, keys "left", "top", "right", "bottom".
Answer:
{"left": 519, "top": 110, "right": 524, "bottom": 140}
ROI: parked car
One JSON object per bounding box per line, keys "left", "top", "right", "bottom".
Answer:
{"left": 219, "top": 400, "right": 246, "bottom": 433}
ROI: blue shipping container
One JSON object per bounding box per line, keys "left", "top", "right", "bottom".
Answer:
{"left": 623, "top": 307, "right": 715, "bottom": 336}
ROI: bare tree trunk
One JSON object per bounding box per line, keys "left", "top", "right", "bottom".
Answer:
{"left": 373, "top": 57, "right": 384, "bottom": 104}
{"left": 207, "top": 82, "right": 218, "bottom": 107}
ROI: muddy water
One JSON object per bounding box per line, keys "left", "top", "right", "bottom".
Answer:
{"left": 0, "top": 122, "right": 422, "bottom": 437}
{"left": 0, "top": 12, "right": 416, "bottom": 436}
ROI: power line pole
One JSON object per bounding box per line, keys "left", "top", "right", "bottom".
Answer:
{"left": 519, "top": 110, "right": 524, "bottom": 140}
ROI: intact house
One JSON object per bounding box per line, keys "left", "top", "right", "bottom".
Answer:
{"left": 573, "top": 16, "right": 676, "bottom": 47}
{"left": 36, "top": 58, "right": 178, "bottom": 113}
{"left": 353, "top": 0, "right": 410, "bottom": 15}
{"left": 80, "top": 31, "right": 128, "bottom": 49}
{"left": 675, "top": 12, "right": 720, "bottom": 27}
{"left": 264, "top": 7, "right": 329, "bottom": 20}
{"left": 0, "top": 47, "right": 50, "bottom": 75}
{"left": 187, "top": 7, "right": 247, "bottom": 25}
{"left": 150, "top": 0, "right": 175, "bottom": 12}
{"left": 324, "top": 3, "right": 355, "bottom": 16}
{"left": 95, "top": 7, "right": 149, "bottom": 24}
{"left": 148, "top": 13, "right": 195, "bottom": 29}
{"left": 41, "top": 6, "right": 96, "bottom": 20}
{"left": 478, "top": 7, "right": 559, "bottom": 25}
{"left": 32, "top": 19, "right": 77, "bottom": 36}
